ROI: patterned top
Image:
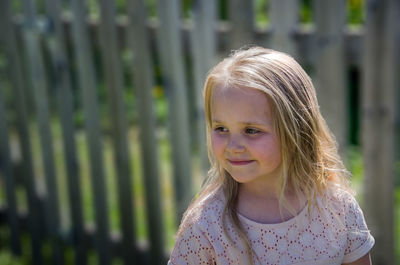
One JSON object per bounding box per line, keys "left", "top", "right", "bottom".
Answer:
{"left": 168, "top": 187, "right": 374, "bottom": 265}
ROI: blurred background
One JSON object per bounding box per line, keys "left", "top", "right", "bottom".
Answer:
{"left": 0, "top": 0, "right": 398, "bottom": 264}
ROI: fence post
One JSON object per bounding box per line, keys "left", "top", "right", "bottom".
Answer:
{"left": 127, "top": 0, "right": 165, "bottom": 264}
{"left": 362, "top": 0, "right": 399, "bottom": 264}
{"left": 44, "top": 0, "right": 87, "bottom": 264}
{"left": 97, "top": 1, "right": 136, "bottom": 264}
{"left": 229, "top": 0, "right": 254, "bottom": 50}
{"left": 314, "top": 0, "right": 347, "bottom": 154}
{"left": 0, "top": 81, "right": 21, "bottom": 255}
{"left": 190, "top": 0, "right": 216, "bottom": 173}
{"left": 21, "top": 0, "right": 64, "bottom": 263}
{"left": 269, "top": 0, "right": 299, "bottom": 56}
{"left": 157, "top": 0, "right": 193, "bottom": 224}
{"left": 0, "top": 1, "right": 43, "bottom": 264}
{"left": 69, "top": 0, "right": 111, "bottom": 264}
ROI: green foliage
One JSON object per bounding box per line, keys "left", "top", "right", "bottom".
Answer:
{"left": 144, "top": 0, "right": 157, "bottom": 18}
{"left": 347, "top": 146, "right": 364, "bottom": 182}
{"left": 183, "top": 0, "right": 194, "bottom": 18}
{"left": 255, "top": 0, "right": 269, "bottom": 27}
{"left": 348, "top": 0, "right": 365, "bottom": 24}
{"left": 86, "top": 0, "right": 99, "bottom": 15}
{"left": 154, "top": 86, "right": 169, "bottom": 126}
{"left": 116, "top": 0, "right": 127, "bottom": 15}
{"left": 300, "top": 0, "right": 313, "bottom": 24}
{"left": 0, "top": 252, "right": 23, "bottom": 265}
{"left": 217, "top": 0, "right": 226, "bottom": 20}
{"left": 11, "top": 0, "right": 22, "bottom": 13}
{"left": 8, "top": 0, "right": 365, "bottom": 25}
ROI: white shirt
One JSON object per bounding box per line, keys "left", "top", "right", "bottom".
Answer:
{"left": 168, "top": 187, "right": 374, "bottom": 265}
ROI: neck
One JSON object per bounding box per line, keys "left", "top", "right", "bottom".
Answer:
{"left": 238, "top": 177, "right": 281, "bottom": 200}
{"left": 236, "top": 181, "right": 306, "bottom": 224}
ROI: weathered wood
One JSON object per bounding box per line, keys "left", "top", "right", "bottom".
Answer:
{"left": 44, "top": 0, "right": 87, "bottom": 264}
{"left": 395, "top": 5, "right": 400, "bottom": 194}
{"left": 362, "top": 0, "right": 398, "bottom": 264}
{"left": 314, "top": 0, "right": 347, "bottom": 154}
{"left": 126, "top": 0, "right": 165, "bottom": 264}
{"left": 229, "top": 0, "right": 254, "bottom": 50}
{"left": 269, "top": 0, "right": 299, "bottom": 56}
{"left": 157, "top": 0, "right": 193, "bottom": 224}
{"left": 190, "top": 0, "right": 216, "bottom": 172}
{"left": 69, "top": 0, "right": 111, "bottom": 264}
{"left": 21, "top": 0, "right": 64, "bottom": 263}
{"left": 97, "top": 0, "right": 136, "bottom": 264}
{"left": 12, "top": 16, "right": 367, "bottom": 67}
{"left": 0, "top": 81, "right": 21, "bottom": 255}
{"left": 0, "top": 1, "right": 43, "bottom": 264}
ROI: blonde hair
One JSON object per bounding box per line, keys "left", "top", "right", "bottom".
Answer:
{"left": 177, "top": 46, "right": 352, "bottom": 263}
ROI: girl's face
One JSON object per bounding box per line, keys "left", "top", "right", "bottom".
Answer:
{"left": 210, "top": 86, "right": 282, "bottom": 186}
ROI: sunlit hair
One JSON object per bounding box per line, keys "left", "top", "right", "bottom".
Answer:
{"left": 177, "top": 46, "right": 352, "bottom": 264}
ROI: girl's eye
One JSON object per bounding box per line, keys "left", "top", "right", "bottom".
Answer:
{"left": 214, "top": 126, "right": 228, "bottom": 133}
{"left": 245, "top": 128, "right": 261, "bottom": 135}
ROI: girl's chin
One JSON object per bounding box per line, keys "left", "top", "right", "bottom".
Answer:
{"left": 229, "top": 174, "right": 259, "bottom": 184}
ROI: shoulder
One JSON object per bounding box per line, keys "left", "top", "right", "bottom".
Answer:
{"left": 174, "top": 187, "right": 226, "bottom": 249}
{"left": 180, "top": 187, "right": 225, "bottom": 231}
{"left": 317, "top": 185, "right": 368, "bottom": 228}
{"left": 318, "top": 185, "right": 375, "bottom": 263}
{"left": 320, "top": 184, "right": 359, "bottom": 213}
{"left": 168, "top": 189, "right": 225, "bottom": 264}
{"left": 169, "top": 218, "right": 217, "bottom": 264}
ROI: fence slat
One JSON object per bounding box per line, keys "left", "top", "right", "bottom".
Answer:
{"left": 127, "top": 0, "right": 165, "bottom": 264}
{"left": 157, "top": 0, "right": 193, "bottom": 224}
{"left": 362, "top": 0, "right": 399, "bottom": 264}
{"left": 21, "top": 0, "right": 64, "bottom": 263}
{"left": 14, "top": 16, "right": 368, "bottom": 67}
{"left": 269, "top": 0, "right": 299, "bottom": 55}
{"left": 229, "top": 0, "right": 254, "bottom": 49}
{"left": 0, "top": 1, "right": 43, "bottom": 264}
{"left": 98, "top": 0, "right": 136, "bottom": 264}
{"left": 69, "top": 0, "right": 111, "bottom": 264}
{"left": 0, "top": 81, "right": 21, "bottom": 255}
{"left": 44, "top": 0, "right": 87, "bottom": 264}
{"left": 314, "top": 0, "right": 347, "bottom": 153}
{"left": 190, "top": 0, "right": 216, "bottom": 172}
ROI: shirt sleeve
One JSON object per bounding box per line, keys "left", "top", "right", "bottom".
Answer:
{"left": 168, "top": 222, "right": 216, "bottom": 265}
{"left": 342, "top": 195, "right": 375, "bottom": 263}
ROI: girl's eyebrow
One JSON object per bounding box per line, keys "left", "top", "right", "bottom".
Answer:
{"left": 212, "top": 119, "right": 271, "bottom": 127}
{"left": 240, "top": 121, "right": 272, "bottom": 127}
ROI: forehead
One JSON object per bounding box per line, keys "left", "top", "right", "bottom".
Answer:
{"left": 211, "top": 86, "right": 273, "bottom": 123}
{"left": 211, "top": 85, "right": 270, "bottom": 108}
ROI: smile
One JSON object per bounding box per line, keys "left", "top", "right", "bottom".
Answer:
{"left": 227, "top": 160, "right": 254, "bottom": 166}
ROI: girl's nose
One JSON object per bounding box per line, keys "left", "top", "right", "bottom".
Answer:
{"left": 226, "top": 135, "right": 245, "bottom": 153}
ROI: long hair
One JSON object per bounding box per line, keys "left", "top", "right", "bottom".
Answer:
{"left": 177, "top": 46, "right": 352, "bottom": 263}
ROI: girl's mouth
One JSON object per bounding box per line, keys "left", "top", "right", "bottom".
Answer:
{"left": 227, "top": 160, "right": 254, "bottom": 166}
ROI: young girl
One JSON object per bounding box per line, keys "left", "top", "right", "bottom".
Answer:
{"left": 168, "top": 47, "right": 374, "bottom": 265}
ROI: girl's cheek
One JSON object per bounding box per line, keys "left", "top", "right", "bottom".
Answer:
{"left": 211, "top": 133, "right": 225, "bottom": 156}
{"left": 249, "top": 135, "right": 281, "bottom": 158}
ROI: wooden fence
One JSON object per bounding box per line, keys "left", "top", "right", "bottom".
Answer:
{"left": 0, "top": 0, "right": 398, "bottom": 265}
